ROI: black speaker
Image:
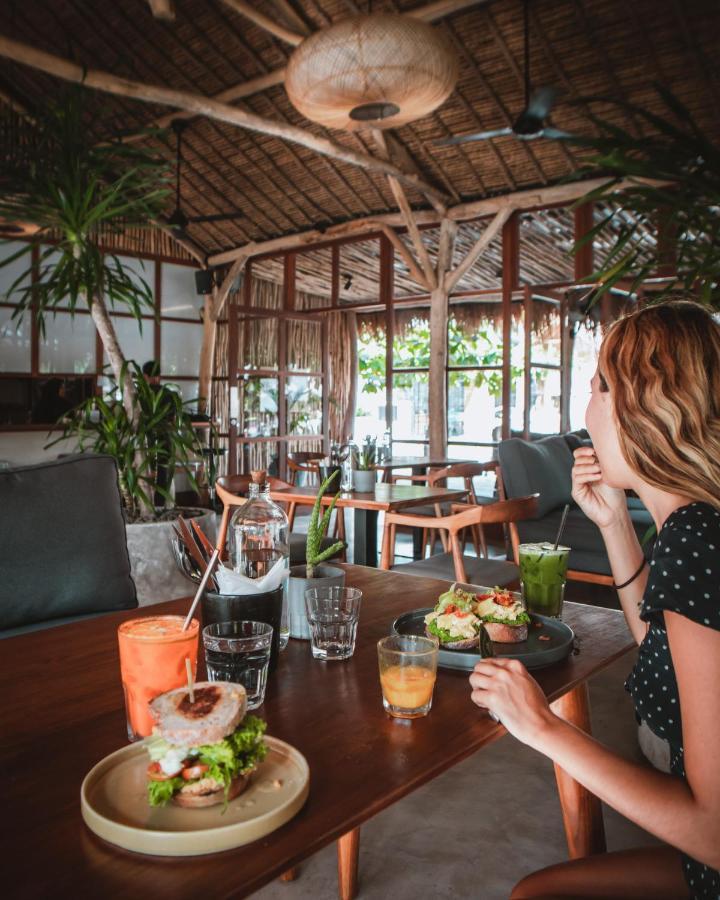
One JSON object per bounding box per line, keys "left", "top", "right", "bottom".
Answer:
{"left": 195, "top": 269, "right": 214, "bottom": 295}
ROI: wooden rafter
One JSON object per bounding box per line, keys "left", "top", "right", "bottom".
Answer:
{"left": 0, "top": 34, "right": 448, "bottom": 207}
{"left": 379, "top": 224, "right": 432, "bottom": 292}
{"left": 218, "top": 0, "right": 305, "bottom": 46}
{"left": 445, "top": 207, "right": 512, "bottom": 293}
{"left": 408, "top": 0, "right": 491, "bottom": 21}
{"left": 270, "top": 0, "right": 312, "bottom": 37}
{"left": 147, "top": 0, "right": 174, "bottom": 21}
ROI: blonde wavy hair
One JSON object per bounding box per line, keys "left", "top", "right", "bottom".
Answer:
{"left": 599, "top": 299, "right": 720, "bottom": 507}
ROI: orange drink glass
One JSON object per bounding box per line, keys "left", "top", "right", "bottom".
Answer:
{"left": 377, "top": 634, "right": 439, "bottom": 719}
{"left": 117, "top": 615, "right": 199, "bottom": 741}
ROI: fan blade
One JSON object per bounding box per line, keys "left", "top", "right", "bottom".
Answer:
{"left": 541, "top": 126, "right": 576, "bottom": 140}
{"left": 526, "top": 86, "right": 558, "bottom": 120}
{"left": 434, "top": 126, "right": 513, "bottom": 147}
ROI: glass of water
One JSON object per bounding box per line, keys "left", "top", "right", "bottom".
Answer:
{"left": 304, "top": 587, "right": 362, "bottom": 661}
{"left": 202, "top": 621, "right": 273, "bottom": 709}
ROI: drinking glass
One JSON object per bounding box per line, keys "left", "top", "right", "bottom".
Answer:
{"left": 377, "top": 634, "right": 439, "bottom": 719}
{"left": 202, "top": 621, "right": 273, "bottom": 710}
{"left": 117, "top": 615, "right": 199, "bottom": 742}
{"left": 518, "top": 542, "right": 570, "bottom": 618}
{"left": 304, "top": 587, "right": 362, "bottom": 660}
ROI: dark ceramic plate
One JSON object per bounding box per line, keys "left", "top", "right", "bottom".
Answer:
{"left": 392, "top": 607, "right": 574, "bottom": 672}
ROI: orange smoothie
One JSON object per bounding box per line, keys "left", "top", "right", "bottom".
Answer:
{"left": 117, "top": 615, "right": 199, "bottom": 739}
{"left": 380, "top": 664, "right": 435, "bottom": 713}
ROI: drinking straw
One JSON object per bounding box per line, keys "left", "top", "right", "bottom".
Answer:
{"left": 185, "top": 657, "right": 195, "bottom": 704}
{"left": 182, "top": 546, "right": 221, "bottom": 631}
{"left": 553, "top": 504, "right": 570, "bottom": 550}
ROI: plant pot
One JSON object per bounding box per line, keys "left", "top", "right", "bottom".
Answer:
{"left": 125, "top": 508, "right": 215, "bottom": 607}
{"left": 352, "top": 469, "right": 376, "bottom": 493}
{"left": 319, "top": 463, "right": 342, "bottom": 486}
{"left": 288, "top": 564, "right": 345, "bottom": 640}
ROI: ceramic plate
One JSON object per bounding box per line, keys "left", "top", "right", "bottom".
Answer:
{"left": 81, "top": 736, "right": 309, "bottom": 857}
{"left": 392, "top": 584, "right": 574, "bottom": 673}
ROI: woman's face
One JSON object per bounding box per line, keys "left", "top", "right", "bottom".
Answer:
{"left": 585, "top": 368, "right": 634, "bottom": 489}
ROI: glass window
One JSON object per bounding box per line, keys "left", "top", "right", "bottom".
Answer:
{"left": 161, "top": 379, "right": 199, "bottom": 414}
{"left": 391, "top": 440, "right": 427, "bottom": 458}
{"left": 161, "top": 320, "right": 202, "bottom": 377}
{"left": 530, "top": 298, "right": 561, "bottom": 366}
{"left": 160, "top": 262, "right": 202, "bottom": 319}
{"left": 286, "top": 375, "right": 322, "bottom": 435}
{"left": 109, "top": 254, "right": 155, "bottom": 310}
{"left": 0, "top": 241, "right": 32, "bottom": 304}
{"left": 529, "top": 368, "right": 562, "bottom": 435}
{"left": 569, "top": 324, "right": 601, "bottom": 431}
{"left": 240, "top": 316, "right": 278, "bottom": 371}
{"left": 447, "top": 368, "right": 503, "bottom": 445}
{"left": 0, "top": 306, "right": 31, "bottom": 372}
{"left": 238, "top": 440, "right": 280, "bottom": 477}
{"left": 392, "top": 371, "right": 428, "bottom": 441}
{"left": 39, "top": 312, "right": 95, "bottom": 373}
{"left": 393, "top": 313, "right": 430, "bottom": 369}
{"left": 240, "top": 376, "right": 278, "bottom": 437}
{"left": 104, "top": 315, "right": 154, "bottom": 369}
{"left": 287, "top": 319, "right": 321, "bottom": 372}
{"left": 36, "top": 246, "right": 71, "bottom": 309}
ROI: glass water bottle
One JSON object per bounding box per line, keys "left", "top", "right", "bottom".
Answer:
{"left": 229, "top": 470, "right": 290, "bottom": 651}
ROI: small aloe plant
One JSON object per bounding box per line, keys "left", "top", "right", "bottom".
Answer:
{"left": 306, "top": 469, "right": 346, "bottom": 579}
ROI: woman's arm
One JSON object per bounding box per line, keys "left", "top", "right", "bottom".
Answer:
{"left": 571, "top": 447, "right": 647, "bottom": 643}
{"left": 469, "top": 615, "right": 720, "bottom": 869}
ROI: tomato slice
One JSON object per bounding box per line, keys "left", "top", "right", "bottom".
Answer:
{"left": 181, "top": 764, "right": 210, "bottom": 781}
{"left": 147, "top": 761, "right": 181, "bottom": 782}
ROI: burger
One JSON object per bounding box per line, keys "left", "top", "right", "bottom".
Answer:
{"left": 473, "top": 588, "right": 531, "bottom": 643}
{"left": 144, "top": 681, "right": 267, "bottom": 809}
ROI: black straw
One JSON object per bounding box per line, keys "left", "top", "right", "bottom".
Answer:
{"left": 553, "top": 503, "right": 570, "bottom": 550}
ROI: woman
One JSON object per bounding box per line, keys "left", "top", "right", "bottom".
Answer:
{"left": 469, "top": 300, "right": 720, "bottom": 899}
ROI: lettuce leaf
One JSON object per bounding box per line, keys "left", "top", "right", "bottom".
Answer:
{"left": 480, "top": 611, "right": 531, "bottom": 626}
{"left": 148, "top": 776, "right": 184, "bottom": 807}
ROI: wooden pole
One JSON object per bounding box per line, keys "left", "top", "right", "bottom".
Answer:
{"left": 378, "top": 224, "right": 431, "bottom": 292}
{"left": 501, "top": 214, "right": 518, "bottom": 441}
{"left": 409, "top": 0, "right": 492, "bottom": 22}
{"left": 218, "top": 0, "right": 305, "bottom": 46}
{"left": 0, "top": 35, "right": 447, "bottom": 207}
{"left": 445, "top": 206, "right": 512, "bottom": 293}
{"left": 428, "top": 218, "right": 457, "bottom": 459}
{"left": 147, "top": 0, "right": 174, "bottom": 20}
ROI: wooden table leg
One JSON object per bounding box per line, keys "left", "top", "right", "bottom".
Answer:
{"left": 550, "top": 682, "right": 607, "bottom": 859}
{"left": 337, "top": 827, "right": 360, "bottom": 900}
{"left": 279, "top": 867, "right": 299, "bottom": 881}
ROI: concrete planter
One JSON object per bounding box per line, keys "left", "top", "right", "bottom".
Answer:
{"left": 353, "top": 469, "right": 376, "bottom": 492}
{"left": 288, "top": 564, "right": 345, "bottom": 639}
{"left": 126, "top": 509, "right": 215, "bottom": 607}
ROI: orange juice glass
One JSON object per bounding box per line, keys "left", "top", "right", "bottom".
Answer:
{"left": 118, "top": 615, "right": 199, "bottom": 741}
{"left": 377, "top": 634, "right": 439, "bottom": 719}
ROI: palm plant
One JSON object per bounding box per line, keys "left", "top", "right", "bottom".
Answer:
{"left": 570, "top": 88, "right": 720, "bottom": 306}
{"left": 0, "top": 88, "right": 172, "bottom": 514}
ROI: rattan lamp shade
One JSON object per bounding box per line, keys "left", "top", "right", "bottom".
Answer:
{"left": 285, "top": 14, "right": 458, "bottom": 132}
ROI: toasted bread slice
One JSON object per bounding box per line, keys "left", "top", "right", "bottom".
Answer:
{"left": 483, "top": 622, "right": 528, "bottom": 643}
{"left": 425, "top": 627, "right": 479, "bottom": 650}
{"left": 172, "top": 774, "right": 248, "bottom": 808}
{"left": 149, "top": 681, "right": 247, "bottom": 746}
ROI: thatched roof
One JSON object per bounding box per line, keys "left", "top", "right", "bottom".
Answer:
{"left": 0, "top": 0, "right": 718, "bottom": 263}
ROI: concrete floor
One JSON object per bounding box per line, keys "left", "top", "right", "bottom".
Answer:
{"left": 262, "top": 517, "right": 656, "bottom": 899}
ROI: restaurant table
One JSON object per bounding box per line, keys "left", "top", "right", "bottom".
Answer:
{"left": 268, "top": 483, "right": 469, "bottom": 566}
{"left": 3, "top": 565, "right": 636, "bottom": 900}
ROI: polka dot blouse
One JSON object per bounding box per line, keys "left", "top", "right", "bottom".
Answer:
{"left": 626, "top": 502, "right": 720, "bottom": 899}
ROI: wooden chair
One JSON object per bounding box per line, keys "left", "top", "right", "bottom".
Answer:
{"left": 424, "top": 462, "right": 498, "bottom": 558}
{"left": 216, "top": 474, "right": 346, "bottom": 564}
{"left": 379, "top": 494, "right": 539, "bottom": 587}
{"left": 286, "top": 451, "right": 324, "bottom": 486}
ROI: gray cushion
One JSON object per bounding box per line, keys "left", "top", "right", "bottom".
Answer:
{"left": 499, "top": 435, "right": 574, "bottom": 517}
{"left": 0, "top": 454, "right": 137, "bottom": 632}
{"left": 392, "top": 552, "right": 519, "bottom": 588}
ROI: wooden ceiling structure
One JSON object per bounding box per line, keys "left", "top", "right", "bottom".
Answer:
{"left": 0, "top": 0, "right": 718, "bottom": 452}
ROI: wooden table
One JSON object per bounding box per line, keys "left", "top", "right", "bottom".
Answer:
{"left": 3, "top": 566, "right": 635, "bottom": 900}
{"left": 269, "top": 483, "right": 469, "bottom": 566}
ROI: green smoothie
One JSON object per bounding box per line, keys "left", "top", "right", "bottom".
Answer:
{"left": 518, "top": 542, "right": 570, "bottom": 618}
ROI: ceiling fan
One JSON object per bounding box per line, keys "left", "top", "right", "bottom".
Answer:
{"left": 167, "top": 120, "right": 246, "bottom": 232}
{"left": 436, "top": 0, "right": 572, "bottom": 147}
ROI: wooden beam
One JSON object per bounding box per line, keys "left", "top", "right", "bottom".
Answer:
{"left": 207, "top": 176, "right": 665, "bottom": 267}
{"left": 212, "top": 253, "right": 250, "bottom": 321}
{"left": 120, "top": 69, "right": 286, "bottom": 144}
{"left": 376, "top": 129, "right": 448, "bottom": 215}
{"left": 218, "top": 0, "right": 305, "bottom": 46}
{"left": 408, "top": 0, "right": 491, "bottom": 22}
{"left": 270, "top": 0, "right": 311, "bottom": 37}
{"left": 428, "top": 218, "right": 457, "bottom": 458}
{"left": 445, "top": 206, "right": 512, "bottom": 293}
{"left": 379, "top": 224, "right": 432, "bottom": 292}
{"left": 0, "top": 34, "right": 447, "bottom": 207}
{"left": 501, "top": 213, "right": 519, "bottom": 441}
{"left": 147, "top": 0, "right": 174, "bottom": 20}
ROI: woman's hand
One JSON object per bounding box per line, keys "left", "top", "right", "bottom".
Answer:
{"left": 469, "top": 658, "right": 556, "bottom": 748}
{"left": 571, "top": 446, "right": 628, "bottom": 531}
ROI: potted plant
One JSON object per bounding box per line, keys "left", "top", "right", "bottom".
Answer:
{"left": 352, "top": 439, "right": 377, "bottom": 492}
{"left": 287, "top": 470, "right": 346, "bottom": 639}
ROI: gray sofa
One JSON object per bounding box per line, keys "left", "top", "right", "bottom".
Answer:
{"left": 498, "top": 432, "right": 653, "bottom": 577}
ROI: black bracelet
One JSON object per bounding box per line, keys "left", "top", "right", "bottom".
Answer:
{"left": 613, "top": 558, "right": 648, "bottom": 591}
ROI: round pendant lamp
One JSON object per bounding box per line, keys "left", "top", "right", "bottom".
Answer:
{"left": 285, "top": 14, "right": 458, "bottom": 132}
